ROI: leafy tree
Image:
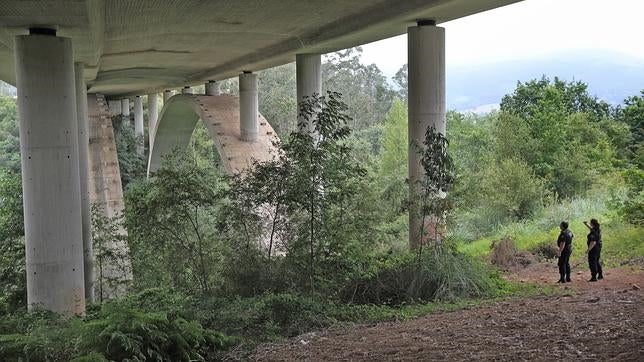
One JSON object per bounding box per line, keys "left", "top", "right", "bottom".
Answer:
{"left": 378, "top": 99, "right": 409, "bottom": 219}
{"left": 112, "top": 115, "right": 146, "bottom": 189}
{"left": 412, "top": 126, "right": 455, "bottom": 253}
{"left": 322, "top": 47, "right": 396, "bottom": 130}
{"left": 616, "top": 90, "right": 644, "bottom": 167}
{"left": 0, "top": 96, "right": 20, "bottom": 172}
{"left": 393, "top": 64, "right": 408, "bottom": 100}
{"left": 500, "top": 76, "right": 612, "bottom": 121}
{"left": 90, "top": 204, "right": 131, "bottom": 302}
{"left": 0, "top": 170, "right": 25, "bottom": 313}
{"left": 497, "top": 77, "right": 620, "bottom": 197}
{"left": 124, "top": 152, "right": 227, "bottom": 295}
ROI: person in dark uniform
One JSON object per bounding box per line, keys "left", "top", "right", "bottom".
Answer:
{"left": 556, "top": 221, "right": 573, "bottom": 283}
{"left": 584, "top": 218, "right": 603, "bottom": 281}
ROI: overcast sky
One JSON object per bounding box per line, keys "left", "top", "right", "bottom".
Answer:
{"left": 361, "top": 0, "right": 644, "bottom": 77}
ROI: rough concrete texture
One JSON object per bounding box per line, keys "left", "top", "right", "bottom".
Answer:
{"left": 0, "top": 0, "right": 520, "bottom": 96}
{"left": 75, "top": 62, "right": 95, "bottom": 303}
{"left": 87, "top": 93, "right": 132, "bottom": 300}
{"left": 148, "top": 94, "right": 279, "bottom": 175}
{"left": 408, "top": 24, "right": 446, "bottom": 250}
{"left": 16, "top": 34, "right": 85, "bottom": 315}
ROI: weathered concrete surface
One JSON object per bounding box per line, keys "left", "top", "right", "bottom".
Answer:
{"left": 408, "top": 24, "right": 446, "bottom": 250}
{"left": 148, "top": 94, "right": 279, "bottom": 175}
{"left": 75, "top": 62, "right": 95, "bottom": 303}
{"left": 239, "top": 73, "right": 259, "bottom": 142}
{"left": 87, "top": 93, "right": 132, "bottom": 300}
{"left": 16, "top": 33, "right": 85, "bottom": 315}
{"left": 0, "top": 0, "right": 521, "bottom": 96}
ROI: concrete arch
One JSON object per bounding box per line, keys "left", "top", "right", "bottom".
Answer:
{"left": 148, "top": 94, "right": 279, "bottom": 175}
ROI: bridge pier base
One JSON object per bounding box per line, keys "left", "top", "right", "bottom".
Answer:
{"left": 239, "top": 72, "right": 259, "bottom": 142}
{"left": 407, "top": 21, "right": 446, "bottom": 251}
{"left": 15, "top": 30, "right": 86, "bottom": 315}
{"left": 296, "top": 53, "right": 321, "bottom": 132}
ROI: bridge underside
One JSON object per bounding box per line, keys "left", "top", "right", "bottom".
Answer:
{"left": 0, "top": 0, "right": 520, "bottom": 97}
{"left": 149, "top": 94, "right": 279, "bottom": 175}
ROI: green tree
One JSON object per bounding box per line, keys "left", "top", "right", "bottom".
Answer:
{"left": 378, "top": 99, "right": 408, "bottom": 219}
{"left": 0, "top": 170, "right": 25, "bottom": 313}
{"left": 322, "top": 47, "right": 396, "bottom": 130}
{"left": 112, "top": 115, "right": 146, "bottom": 189}
{"left": 124, "top": 152, "right": 226, "bottom": 295}
{"left": 616, "top": 90, "right": 644, "bottom": 167}
{"left": 0, "top": 96, "right": 20, "bottom": 172}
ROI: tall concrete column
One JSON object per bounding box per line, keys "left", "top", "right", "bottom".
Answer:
{"left": 134, "top": 95, "right": 144, "bottom": 154}
{"left": 74, "top": 62, "right": 94, "bottom": 303}
{"left": 239, "top": 72, "right": 258, "bottom": 142}
{"left": 107, "top": 99, "right": 121, "bottom": 116}
{"left": 407, "top": 21, "right": 446, "bottom": 250}
{"left": 147, "top": 93, "right": 158, "bottom": 146}
{"left": 15, "top": 29, "right": 85, "bottom": 315}
{"left": 205, "top": 80, "right": 220, "bottom": 96}
{"left": 296, "top": 53, "right": 321, "bottom": 132}
{"left": 163, "top": 90, "right": 173, "bottom": 103}
{"left": 121, "top": 98, "right": 130, "bottom": 117}
{"left": 181, "top": 86, "right": 192, "bottom": 94}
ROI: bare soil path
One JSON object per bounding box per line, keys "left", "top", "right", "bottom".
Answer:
{"left": 251, "top": 265, "right": 643, "bottom": 361}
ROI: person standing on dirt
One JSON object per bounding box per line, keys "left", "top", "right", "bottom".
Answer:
{"left": 584, "top": 218, "right": 603, "bottom": 282}
{"left": 556, "top": 221, "right": 573, "bottom": 283}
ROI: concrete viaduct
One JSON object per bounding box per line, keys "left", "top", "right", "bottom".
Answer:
{"left": 0, "top": 0, "right": 521, "bottom": 315}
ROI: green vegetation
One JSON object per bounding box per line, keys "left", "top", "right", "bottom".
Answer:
{"left": 0, "top": 49, "right": 642, "bottom": 360}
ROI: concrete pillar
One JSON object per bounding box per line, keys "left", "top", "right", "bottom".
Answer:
{"left": 134, "top": 95, "right": 144, "bottom": 154}
{"left": 407, "top": 21, "right": 446, "bottom": 250}
{"left": 121, "top": 98, "right": 130, "bottom": 117}
{"left": 239, "top": 72, "right": 258, "bottom": 142}
{"left": 147, "top": 93, "right": 158, "bottom": 146}
{"left": 74, "top": 62, "right": 94, "bottom": 304}
{"left": 205, "top": 80, "right": 220, "bottom": 96}
{"left": 181, "top": 86, "right": 192, "bottom": 94}
{"left": 296, "top": 53, "right": 321, "bottom": 132}
{"left": 163, "top": 90, "right": 173, "bottom": 103}
{"left": 15, "top": 29, "right": 85, "bottom": 315}
{"left": 108, "top": 99, "right": 121, "bottom": 116}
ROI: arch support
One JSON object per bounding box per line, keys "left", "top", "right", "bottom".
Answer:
{"left": 148, "top": 94, "right": 278, "bottom": 176}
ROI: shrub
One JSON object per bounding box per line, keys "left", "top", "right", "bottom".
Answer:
{"left": 340, "top": 248, "right": 498, "bottom": 305}
{"left": 0, "top": 289, "right": 235, "bottom": 362}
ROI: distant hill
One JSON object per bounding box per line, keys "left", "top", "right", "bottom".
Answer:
{"left": 447, "top": 51, "right": 644, "bottom": 112}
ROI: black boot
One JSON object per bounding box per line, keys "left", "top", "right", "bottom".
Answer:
{"left": 565, "top": 276, "right": 571, "bottom": 282}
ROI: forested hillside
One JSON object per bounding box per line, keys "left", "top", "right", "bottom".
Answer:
{"left": 0, "top": 48, "right": 642, "bottom": 360}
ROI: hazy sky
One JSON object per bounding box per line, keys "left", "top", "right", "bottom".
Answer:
{"left": 361, "top": 0, "right": 644, "bottom": 77}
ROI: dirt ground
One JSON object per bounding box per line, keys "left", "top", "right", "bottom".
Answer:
{"left": 250, "top": 263, "right": 643, "bottom": 361}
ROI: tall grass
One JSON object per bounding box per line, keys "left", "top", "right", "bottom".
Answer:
{"left": 459, "top": 195, "right": 644, "bottom": 264}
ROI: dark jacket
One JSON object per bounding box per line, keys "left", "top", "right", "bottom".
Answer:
{"left": 558, "top": 229, "right": 574, "bottom": 252}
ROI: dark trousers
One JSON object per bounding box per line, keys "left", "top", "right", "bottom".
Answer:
{"left": 589, "top": 245, "right": 603, "bottom": 279}
{"left": 558, "top": 249, "right": 571, "bottom": 280}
